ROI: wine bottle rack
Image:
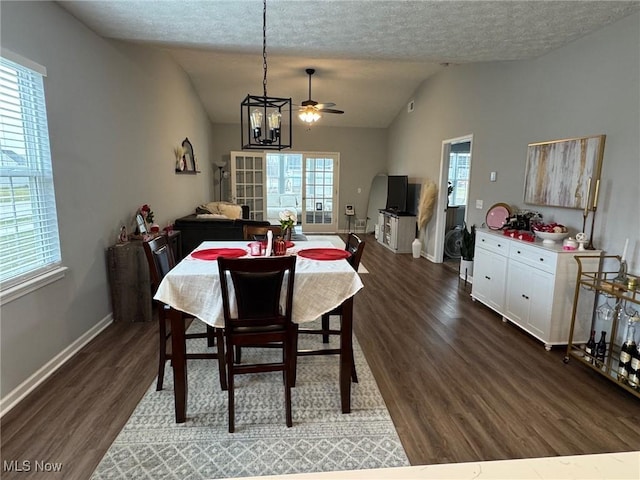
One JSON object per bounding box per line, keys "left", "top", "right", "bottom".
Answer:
{"left": 564, "top": 255, "right": 640, "bottom": 399}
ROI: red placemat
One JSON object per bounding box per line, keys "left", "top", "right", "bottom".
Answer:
{"left": 297, "top": 248, "right": 351, "bottom": 261}
{"left": 191, "top": 248, "right": 247, "bottom": 260}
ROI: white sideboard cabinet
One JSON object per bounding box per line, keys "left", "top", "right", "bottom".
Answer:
{"left": 471, "top": 229, "right": 601, "bottom": 350}
{"left": 377, "top": 210, "right": 416, "bottom": 253}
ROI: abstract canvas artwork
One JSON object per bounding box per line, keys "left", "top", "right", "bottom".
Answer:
{"left": 523, "top": 135, "right": 606, "bottom": 209}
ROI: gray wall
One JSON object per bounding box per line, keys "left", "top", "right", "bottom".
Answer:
{"left": 0, "top": 2, "right": 216, "bottom": 399}
{"left": 211, "top": 124, "right": 388, "bottom": 231}
{"left": 389, "top": 12, "right": 640, "bottom": 272}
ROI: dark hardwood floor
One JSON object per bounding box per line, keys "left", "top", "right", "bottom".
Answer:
{"left": 1, "top": 233, "right": 638, "bottom": 479}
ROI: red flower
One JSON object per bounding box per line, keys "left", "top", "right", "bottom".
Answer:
{"left": 139, "top": 204, "right": 154, "bottom": 224}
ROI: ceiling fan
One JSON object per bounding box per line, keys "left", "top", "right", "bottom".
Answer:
{"left": 298, "top": 68, "right": 344, "bottom": 123}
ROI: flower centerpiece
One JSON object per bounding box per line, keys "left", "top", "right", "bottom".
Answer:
{"left": 279, "top": 209, "right": 297, "bottom": 241}
{"left": 138, "top": 204, "right": 159, "bottom": 233}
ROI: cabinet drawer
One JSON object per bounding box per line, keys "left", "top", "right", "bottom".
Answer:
{"left": 476, "top": 232, "right": 510, "bottom": 256}
{"left": 509, "top": 242, "right": 557, "bottom": 273}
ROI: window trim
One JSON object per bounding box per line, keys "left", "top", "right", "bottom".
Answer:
{"left": 0, "top": 265, "right": 67, "bottom": 306}
{"left": 1, "top": 48, "right": 47, "bottom": 76}
{"left": 1, "top": 48, "right": 66, "bottom": 303}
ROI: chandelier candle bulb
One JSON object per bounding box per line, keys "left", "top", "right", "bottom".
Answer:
{"left": 592, "top": 178, "right": 600, "bottom": 209}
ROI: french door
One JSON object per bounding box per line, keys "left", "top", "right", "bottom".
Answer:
{"left": 301, "top": 153, "right": 339, "bottom": 233}
{"left": 230, "top": 151, "right": 339, "bottom": 232}
{"left": 229, "top": 152, "right": 266, "bottom": 221}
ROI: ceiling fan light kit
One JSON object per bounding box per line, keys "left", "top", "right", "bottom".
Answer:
{"left": 299, "top": 106, "right": 321, "bottom": 123}
{"left": 241, "top": 0, "right": 291, "bottom": 151}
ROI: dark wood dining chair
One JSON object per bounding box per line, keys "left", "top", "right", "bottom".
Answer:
{"left": 243, "top": 224, "right": 282, "bottom": 241}
{"left": 237, "top": 223, "right": 286, "bottom": 364}
{"left": 217, "top": 255, "right": 297, "bottom": 432}
{"left": 143, "top": 235, "right": 227, "bottom": 391}
{"left": 296, "top": 233, "right": 365, "bottom": 383}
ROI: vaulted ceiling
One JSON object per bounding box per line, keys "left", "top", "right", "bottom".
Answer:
{"left": 58, "top": 1, "right": 640, "bottom": 128}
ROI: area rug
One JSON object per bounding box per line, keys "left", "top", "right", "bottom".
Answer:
{"left": 304, "top": 235, "right": 369, "bottom": 273}
{"left": 91, "top": 320, "right": 407, "bottom": 479}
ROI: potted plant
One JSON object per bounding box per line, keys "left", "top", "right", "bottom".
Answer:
{"left": 459, "top": 222, "right": 476, "bottom": 279}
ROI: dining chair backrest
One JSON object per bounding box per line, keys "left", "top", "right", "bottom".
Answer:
{"left": 217, "top": 255, "right": 298, "bottom": 431}
{"left": 143, "top": 233, "right": 226, "bottom": 393}
{"left": 218, "top": 256, "right": 296, "bottom": 330}
{"left": 243, "top": 224, "right": 283, "bottom": 241}
{"left": 345, "top": 233, "right": 365, "bottom": 271}
{"left": 143, "top": 235, "right": 176, "bottom": 292}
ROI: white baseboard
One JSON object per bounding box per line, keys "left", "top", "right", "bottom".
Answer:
{"left": 0, "top": 314, "right": 113, "bottom": 417}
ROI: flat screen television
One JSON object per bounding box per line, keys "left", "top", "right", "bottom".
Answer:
{"left": 386, "top": 175, "right": 408, "bottom": 213}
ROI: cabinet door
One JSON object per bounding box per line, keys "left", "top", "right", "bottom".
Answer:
{"left": 527, "top": 269, "right": 554, "bottom": 338}
{"left": 506, "top": 260, "right": 553, "bottom": 339}
{"left": 389, "top": 216, "right": 398, "bottom": 250}
{"left": 472, "top": 247, "right": 507, "bottom": 313}
{"left": 505, "top": 263, "right": 530, "bottom": 327}
{"left": 377, "top": 212, "right": 385, "bottom": 244}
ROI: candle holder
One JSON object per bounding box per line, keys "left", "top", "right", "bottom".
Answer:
{"left": 586, "top": 206, "right": 597, "bottom": 250}
{"left": 581, "top": 209, "right": 589, "bottom": 238}
{"left": 584, "top": 177, "right": 598, "bottom": 250}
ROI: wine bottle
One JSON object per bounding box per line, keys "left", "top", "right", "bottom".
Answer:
{"left": 617, "top": 323, "right": 636, "bottom": 382}
{"left": 629, "top": 345, "right": 640, "bottom": 390}
{"left": 595, "top": 330, "right": 607, "bottom": 370}
{"left": 584, "top": 330, "right": 596, "bottom": 364}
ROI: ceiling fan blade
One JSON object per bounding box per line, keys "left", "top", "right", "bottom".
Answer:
{"left": 318, "top": 108, "right": 344, "bottom": 114}
{"left": 314, "top": 102, "right": 336, "bottom": 109}
{"left": 299, "top": 69, "right": 344, "bottom": 116}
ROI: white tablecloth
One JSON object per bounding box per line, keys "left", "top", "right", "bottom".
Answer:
{"left": 154, "top": 240, "right": 364, "bottom": 328}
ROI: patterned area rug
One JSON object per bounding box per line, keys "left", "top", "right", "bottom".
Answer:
{"left": 91, "top": 319, "right": 408, "bottom": 479}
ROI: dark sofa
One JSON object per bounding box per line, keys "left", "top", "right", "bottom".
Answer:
{"left": 174, "top": 214, "right": 271, "bottom": 257}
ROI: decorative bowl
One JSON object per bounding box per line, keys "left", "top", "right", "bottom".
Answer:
{"left": 533, "top": 230, "right": 569, "bottom": 244}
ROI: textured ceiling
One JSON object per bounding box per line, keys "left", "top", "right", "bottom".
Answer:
{"left": 58, "top": 1, "right": 640, "bottom": 128}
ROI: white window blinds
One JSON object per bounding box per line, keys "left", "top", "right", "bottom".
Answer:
{"left": 0, "top": 54, "right": 62, "bottom": 289}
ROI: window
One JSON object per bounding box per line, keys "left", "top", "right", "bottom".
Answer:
{"left": 0, "top": 52, "right": 63, "bottom": 299}
{"left": 448, "top": 152, "right": 470, "bottom": 206}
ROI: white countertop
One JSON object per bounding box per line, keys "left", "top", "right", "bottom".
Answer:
{"left": 229, "top": 451, "right": 639, "bottom": 480}
{"left": 478, "top": 228, "right": 600, "bottom": 254}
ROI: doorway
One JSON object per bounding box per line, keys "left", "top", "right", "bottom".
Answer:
{"left": 434, "top": 135, "right": 473, "bottom": 265}
{"left": 265, "top": 152, "right": 339, "bottom": 233}
{"left": 230, "top": 151, "right": 339, "bottom": 233}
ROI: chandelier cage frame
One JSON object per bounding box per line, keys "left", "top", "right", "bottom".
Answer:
{"left": 241, "top": 95, "right": 292, "bottom": 150}
{"left": 240, "top": 0, "right": 292, "bottom": 151}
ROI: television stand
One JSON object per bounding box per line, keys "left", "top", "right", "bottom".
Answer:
{"left": 377, "top": 210, "right": 416, "bottom": 253}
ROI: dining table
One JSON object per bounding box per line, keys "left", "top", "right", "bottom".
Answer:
{"left": 154, "top": 239, "right": 364, "bottom": 423}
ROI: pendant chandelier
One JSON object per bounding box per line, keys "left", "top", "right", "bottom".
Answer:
{"left": 241, "top": 0, "right": 292, "bottom": 150}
